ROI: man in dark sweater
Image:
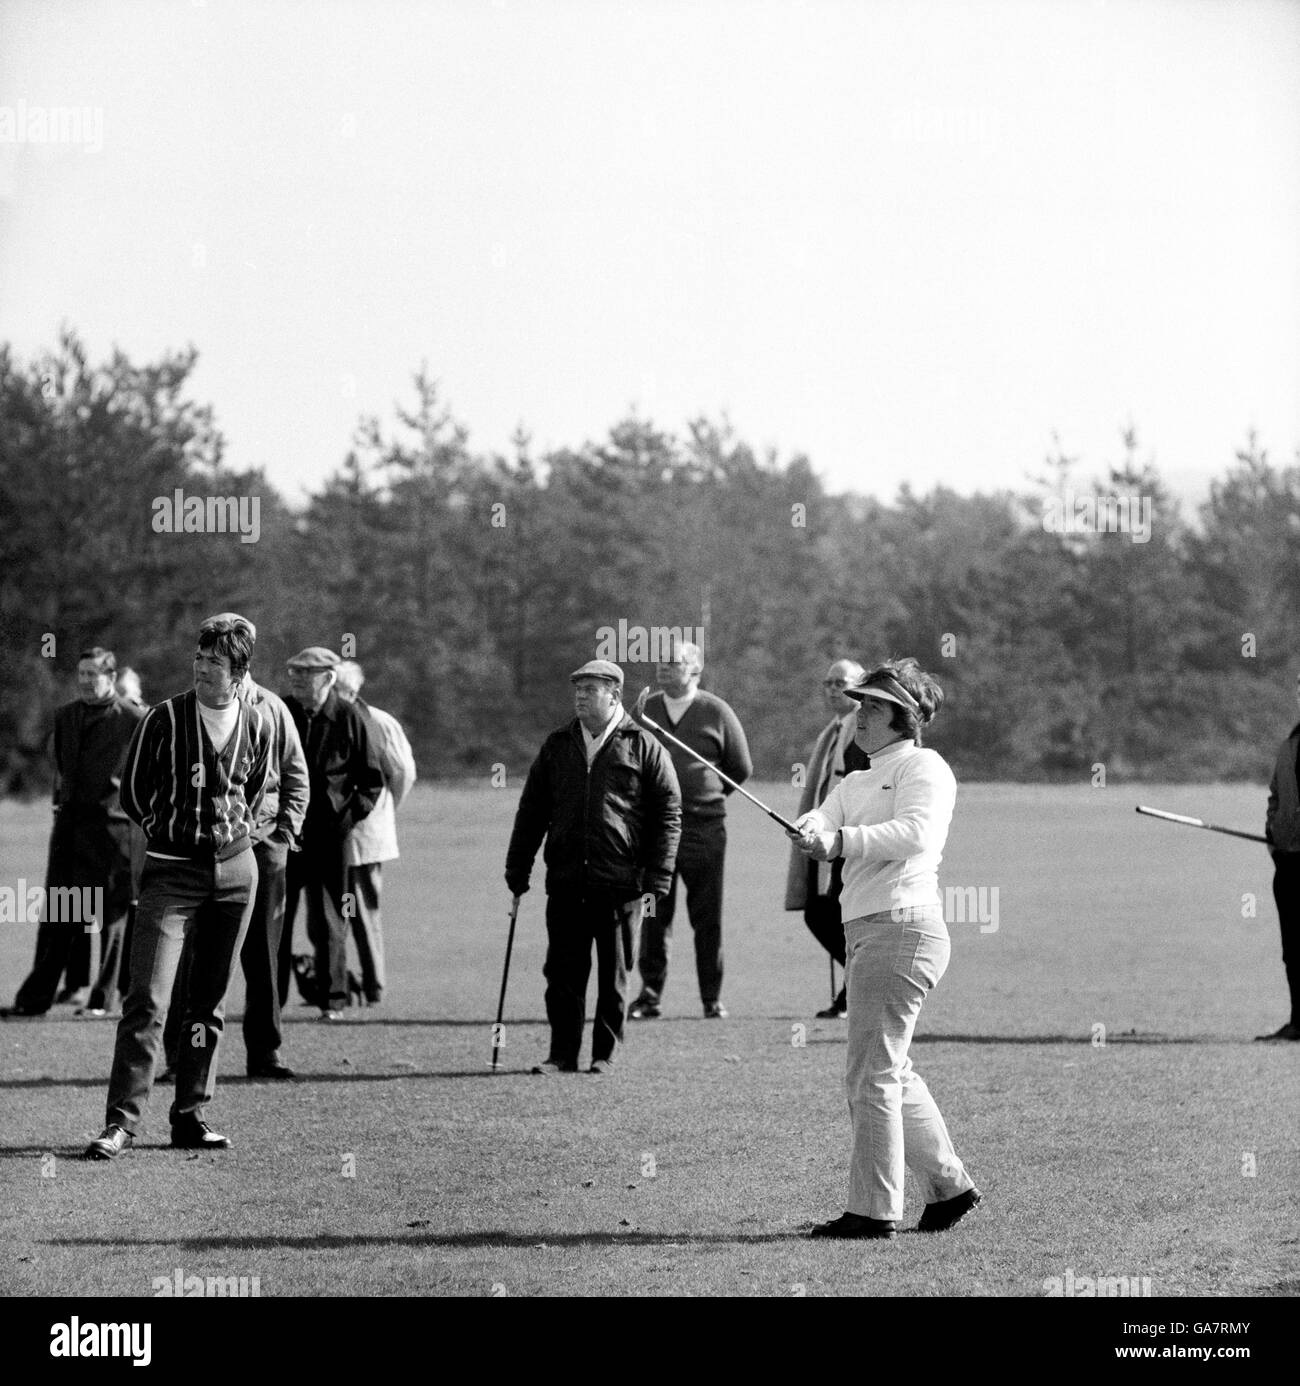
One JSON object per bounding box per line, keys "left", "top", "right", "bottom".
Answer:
{"left": 2, "top": 647, "right": 145, "bottom": 1019}
{"left": 630, "top": 639, "right": 753, "bottom": 1019}
{"left": 505, "top": 660, "right": 681, "bottom": 1073}
{"left": 1260, "top": 671, "right": 1300, "bottom": 1041}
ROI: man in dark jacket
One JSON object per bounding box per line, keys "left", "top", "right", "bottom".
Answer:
{"left": 2, "top": 647, "right": 145, "bottom": 1019}
{"left": 1260, "top": 672, "right": 1300, "bottom": 1041}
{"left": 281, "top": 646, "right": 384, "bottom": 1019}
{"left": 505, "top": 659, "right": 681, "bottom": 1074}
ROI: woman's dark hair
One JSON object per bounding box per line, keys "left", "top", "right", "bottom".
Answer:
{"left": 864, "top": 657, "right": 943, "bottom": 744}
{"left": 197, "top": 620, "right": 254, "bottom": 678}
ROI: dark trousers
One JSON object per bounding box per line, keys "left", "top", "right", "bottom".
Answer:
{"left": 637, "top": 817, "right": 726, "bottom": 1007}
{"left": 14, "top": 809, "right": 133, "bottom": 1013}
{"left": 1272, "top": 853, "right": 1300, "bottom": 1027}
{"left": 544, "top": 889, "right": 635, "bottom": 1067}
{"left": 104, "top": 849, "right": 257, "bottom": 1133}
{"left": 282, "top": 840, "right": 350, "bottom": 1009}
{"left": 347, "top": 862, "right": 385, "bottom": 1001}
{"left": 163, "top": 837, "right": 289, "bottom": 1068}
{"left": 803, "top": 860, "right": 847, "bottom": 967}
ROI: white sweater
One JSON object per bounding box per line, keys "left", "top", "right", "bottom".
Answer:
{"left": 804, "top": 740, "right": 956, "bottom": 921}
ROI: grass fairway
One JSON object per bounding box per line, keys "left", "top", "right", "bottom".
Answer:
{"left": 1, "top": 781, "right": 1296, "bottom": 1298}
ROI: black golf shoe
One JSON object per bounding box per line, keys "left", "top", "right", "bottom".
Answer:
{"left": 816, "top": 989, "right": 848, "bottom": 1019}
{"left": 916, "top": 1187, "right": 982, "bottom": 1233}
{"left": 247, "top": 1058, "right": 296, "bottom": 1080}
{"left": 808, "top": 1212, "right": 896, "bottom": 1240}
{"left": 170, "top": 1116, "right": 230, "bottom": 1150}
{"left": 84, "top": 1125, "right": 133, "bottom": 1161}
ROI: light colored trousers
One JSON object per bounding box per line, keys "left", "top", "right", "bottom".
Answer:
{"left": 844, "top": 905, "right": 974, "bottom": 1222}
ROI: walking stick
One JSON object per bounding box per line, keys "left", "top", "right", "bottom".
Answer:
{"left": 489, "top": 895, "right": 522, "bottom": 1070}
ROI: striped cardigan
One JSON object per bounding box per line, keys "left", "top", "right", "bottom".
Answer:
{"left": 119, "top": 689, "right": 273, "bottom": 860}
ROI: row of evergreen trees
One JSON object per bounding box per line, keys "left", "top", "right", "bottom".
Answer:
{"left": 2, "top": 330, "right": 1297, "bottom": 792}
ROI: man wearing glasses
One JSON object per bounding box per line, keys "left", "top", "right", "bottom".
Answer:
{"left": 784, "top": 658, "right": 867, "bottom": 1018}
{"left": 279, "top": 647, "right": 383, "bottom": 1020}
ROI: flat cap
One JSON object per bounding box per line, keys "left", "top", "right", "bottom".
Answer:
{"left": 287, "top": 646, "right": 341, "bottom": 670}
{"left": 570, "top": 659, "right": 624, "bottom": 687}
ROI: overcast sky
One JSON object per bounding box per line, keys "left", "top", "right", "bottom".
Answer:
{"left": 1, "top": 0, "right": 1297, "bottom": 509}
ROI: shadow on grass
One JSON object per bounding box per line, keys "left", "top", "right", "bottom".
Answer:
{"left": 281, "top": 1015, "right": 548, "bottom": 1027}
{"left": 804, "top": 1031, "right": 1219, "bottom": 1046}
{"left": 0, "top": 1076, "right": 107, "bottom": 1089}
{"left": 0, "top": 1071, "right": 512, "bottom": 1093}
{"left": 47, "top": 1229, "right": 807, "bottom": 1250}
{"left": 912, "top": 1032, "right": 1211, "bottom": 1045}
{"left": 280, "top": 1014, "right": 1231, "bottom": 1042}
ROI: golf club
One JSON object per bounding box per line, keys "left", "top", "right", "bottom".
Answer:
{"left": 1135, "top": 804, "right": 1268, "bottom": 845}
{"left": 829, "top": 956, "right": 838, "bottom": 1007}
{"left": 630, "top": 687, "right": 801, "bottom": 834}
{"left": 489, "top": 894, "right": 522, "bottom": 1070}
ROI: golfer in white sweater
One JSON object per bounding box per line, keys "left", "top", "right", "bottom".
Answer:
{"left": 790, "top": 657, "right": 981, "bottom": 1240}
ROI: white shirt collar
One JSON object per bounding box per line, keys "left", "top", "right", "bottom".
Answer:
{"left": 580, "top": 705, "right": 623, "bottom": 762}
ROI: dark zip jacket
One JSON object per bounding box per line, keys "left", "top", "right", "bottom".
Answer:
{"left": 505, "top": 712, "right": 682, "bottom": 901}
{"left": 1266, "top": 722, "right": 1300, "bottom": 855}
{"left": 285, "top": 690, "right": 383, "bottom": 844}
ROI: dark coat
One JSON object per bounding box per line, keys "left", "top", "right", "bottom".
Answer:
{"left": 52, "top": 695, "right": 146, "bottom": 819}
{"left": 505, "top": 713, "right": 682, "bottom": 901}
{"left": 1266, "top": 723, "right": 1300, "bottom": 855}
{"left": 286, "top": 690, "right": 383, "bottom": 844}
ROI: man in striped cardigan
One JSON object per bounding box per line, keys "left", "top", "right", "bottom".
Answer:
{"left": 84, "top": 618, "right": 272, "bottom": 1161}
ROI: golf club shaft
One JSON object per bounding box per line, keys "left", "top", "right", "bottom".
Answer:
{"left": 638, "top": 708, "right": 800, "bottom": 834}
{"left": 1135, "top": 805, "right": 1268, "bottom": 845}
{"left": 490, "top": 895, "right": 521, "bottom": 1069}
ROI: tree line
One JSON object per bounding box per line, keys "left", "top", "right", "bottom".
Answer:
{"left": 2, "top": 330, "right": 1298, "bottom": 794}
